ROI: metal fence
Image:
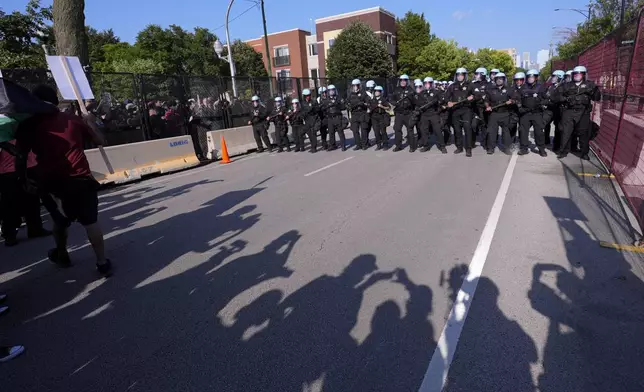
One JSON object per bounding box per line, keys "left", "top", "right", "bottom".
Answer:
{"left": 553, "top": 8, "right": 644, "bottom": 226}
{"left": 0, "top": 68, "right": 403, "bottom": 155}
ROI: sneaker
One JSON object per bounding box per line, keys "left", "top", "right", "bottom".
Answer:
{"left": 0, "top": 345, "right": 25, "bottom": 362}
{"left": 48, "top": 248, "right": 72, "bottom": 268}
{"left": 27, "top": 229, "right": 52, "bottom": 239}
{"left": 96, "top": 259, "right": 113, "bottom": 277}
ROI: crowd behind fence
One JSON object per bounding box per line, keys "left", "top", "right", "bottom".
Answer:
{"left": 552, "top": 7, "right": 644, "bottom": 227}
{"left": 0, "top": 68, "right": 402, "bottom": 157}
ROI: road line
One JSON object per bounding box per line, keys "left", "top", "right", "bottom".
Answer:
{"left": 304, "top": 157, "right": 354, "bottom": 177}
{"left": 418, "top": 153, "right": 518, "bottom": 392}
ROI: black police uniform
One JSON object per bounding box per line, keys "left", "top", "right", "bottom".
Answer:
{"left": 369, "top": 94, "right": 391, "bottom": 149}
{"left": 268, "top": 104, "right": 289, "bottom": 152}
{"left": 553, "top": 79, "right": 601, "bottom": 158}
{"left": 543, "top": 82, "right": 563, "bottom": 149}
{"left": 415, "top": 88, "right": 446, "bottom": 151}
{"left": 508, "top": 84, "right": 523, "bottom": 141}
{"left": 391, "top": 84, "right": 416, "bottom": 151}
{"left": 438, "top": 87, "right": 452, "bottom": 144}
{"left": 302, "top": 97, "right": 320, "bottom": 153}
{"left": 348, "top": 89, "right": 370, "bottom": 150}
{"left": 322, "top": 95, "right": 347, "bottom": 151}
{"left": 249, "top": 104, "right": 272, "bottom": 152}
{"left": 445, "top": 80, "right": 475, "bottom": 153}
{"left": 288, "top": 106, "right": 306, "bottom": 152}
{"left": 518, "top": 81, "right": 548, "bottom": 153}
{"left": 471, "top": 78, "right": 491, "bottom": 146}
{"left": 484, "top": 84, "right": 518, "bottom": 152}
{"left": 317, "top": 96, "right": 329, "bottom": 149}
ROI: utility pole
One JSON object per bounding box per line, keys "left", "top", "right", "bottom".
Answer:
{"left": 619, "top": 0, "right": 625, "bottom": 26}
{"left": 260, "top": 0, "right": 274, "bottom": 95}
{"left": 224, "top": 0, "right": 238, "bottom": 98}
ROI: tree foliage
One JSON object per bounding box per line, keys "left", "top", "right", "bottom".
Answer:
{"left": 220, "top": 40, "right": 267, "bottom": 77}
{"left": 0, "top": 0, "right": 53, "bottom": 68}
{"left": 556, "top": 0, "right": 644, "bottom": 59}
{"left": 470, "top": 48, "right": 515, "bottom": 75}
{"left": 86, "top": 27, "right": 119, "bottom": 65}
{"left": 396, "top": 11, "right": 434, "bottom": 75}
{"left": 326, "top": 21, "right": 394, "bottom": 78}
{"left": 415, "top": 39, "right": 469, "bottom": 80}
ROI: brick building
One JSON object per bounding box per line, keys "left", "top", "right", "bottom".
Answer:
{"left": 315, "top": 7, "right": 397, "bottom": 78}
{"left": 244, "top": 28, "right": 311, "bottom": 79}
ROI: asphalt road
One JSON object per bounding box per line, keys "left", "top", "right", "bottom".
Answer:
{"left": 1, "top": 133, "right": 644, "bottom": 392}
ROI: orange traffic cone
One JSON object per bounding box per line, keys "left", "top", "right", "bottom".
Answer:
{"left": 220, "top": 135, "right": 231, "bottom": 164}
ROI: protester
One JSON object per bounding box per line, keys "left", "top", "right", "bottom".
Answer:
{"left": 0, "top": 293, "right": 25, "bottom": 363}
{"left": 15, "top": 85, "right": 112, "bottom": 275}
{"left": 0, "top": 140, "right": 50, "bottom": 246}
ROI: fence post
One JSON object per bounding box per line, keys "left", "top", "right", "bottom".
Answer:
{"left": 295, "top": 78, "right": 302, "bottom": 99}
{"left": 610, "top": 9, "right": 644, "bottom": 173}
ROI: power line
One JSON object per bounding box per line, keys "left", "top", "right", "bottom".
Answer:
{"left": 214, "top": 2, "right": 259, "bottom": 32}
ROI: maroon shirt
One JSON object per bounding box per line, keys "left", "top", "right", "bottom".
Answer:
{"left": 18, "top": 111, "right": 92, "bottom": 178}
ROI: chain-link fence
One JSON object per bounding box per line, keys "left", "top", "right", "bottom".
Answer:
{"left": 555, "top": 8, "right": 644, "bottom": 226}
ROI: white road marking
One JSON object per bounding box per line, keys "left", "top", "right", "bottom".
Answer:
{"left": 418, "top": 153, "right": 518, "bottom": 392}
{"left": 304, "top": 157, "right": 354, "bottom": 177}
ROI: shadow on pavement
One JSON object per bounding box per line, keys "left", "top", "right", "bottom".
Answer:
{"left": 529, "top": 161, "right": 644, "bottom": 392}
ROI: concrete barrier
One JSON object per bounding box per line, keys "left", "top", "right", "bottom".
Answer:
{"left": 86, "top": 135, "right": 200, "bottom": 185}
{"left": 206, "top": 125, "right": 278, "bottom": 160}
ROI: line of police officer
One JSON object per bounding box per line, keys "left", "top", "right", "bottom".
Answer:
{"left": 247, "top": 65, "right": 599, "bottom": 159}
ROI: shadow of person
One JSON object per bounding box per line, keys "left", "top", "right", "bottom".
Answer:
{"left": 338, "top": 268, "right": 436, "bottom": 392}
{"left": 444, "top": 276, "right": 538, "bottom": 392}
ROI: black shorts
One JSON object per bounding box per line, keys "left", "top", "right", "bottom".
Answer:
{"left": 45, "top": 176, "right": 99, "bottom": 226}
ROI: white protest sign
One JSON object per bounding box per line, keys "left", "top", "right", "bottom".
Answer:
{"left": 45, "top": 55, "right": 94, "bottom": 100}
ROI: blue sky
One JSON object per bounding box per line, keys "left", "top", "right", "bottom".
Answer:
{"left": 5, "top": 0, "right": 592, "bottom": 62}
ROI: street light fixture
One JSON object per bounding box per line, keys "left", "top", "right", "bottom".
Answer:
{"left": 554, "top": 7, "right": 591, "bottom": 21}
{"left": 213, "top": 40, "right": 228, "bottom": 63}
{"left": 224, "top": 0, "right": 238, "bottom": 98}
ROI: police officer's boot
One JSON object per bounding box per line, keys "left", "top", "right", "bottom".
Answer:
{"left": 420, "top": 145, "right": 430, "bottom": 153}
{"left": 310, "top": 147, "right": 317, "bottom": 154}
{"left": 353, "top": 144, "right": 361, "bottom": 151}
{"left": 375, "top": 143, "right": 382, "bottom": 151}
{"left": 518, "top": 148, "right": 529, "bottom": 156}
{"left": 487, "top": 148, "right": 494, "bottom": 155}
{"left": 393, "top": 145, "right": 402, "bottom": 152}
{"left": 440, "top": 146, "right": 448, "bottom": 154}
{"left": 454, "top": 147, "right": 463, "bottom": 154}
{"left": 539, "top": 147, "right": 547, "bottom": 157}
{"left": 466, "top": 148, "right": 472, "bottom": 157}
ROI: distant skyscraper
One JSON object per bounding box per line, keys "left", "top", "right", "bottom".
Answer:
{"left": 537, "top": 49, "right": 550, "bottom": 70}
{"left": 515, "top": 55, "right": 521, "bottom": 68}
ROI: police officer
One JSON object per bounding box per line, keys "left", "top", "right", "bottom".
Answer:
{"left": 369, "top": 86, "right": 391, "bottom": 150}
{"left": 543, "top": 70, "right": 565, "bottom": 150}
{"left": 287, "top": 98, "right": 306, "bottom": 152}
{"left": 553, "top": 65, "right": 601, "bottom": 160}
{"left": 471, "top": 67, "right": 491, "bottom": 148}
{"left": 321, "top": 84, "right": 347, "bottom": 151}
{"left": 417, "top": 77, "right": 448, "bottom": 153}
{"left": 390, "top": 74, "right": 416, "bottom": 152}
{"left": 247, "top": 95, "right": 272, "bottom": 153}
{"left": 267, "top": 96, "right": 289, "bottom": 152}
{"left": 411, "top": 78, "right": 425, "bottom": 146}
{"left": 490, "top": 69, "right": 500, "bottom": 81}
{"left": 348, "top": 79, "right": 370, "bottom": 150}
{"left": 564, "top": 70, "right": 573, "bottom": 83}
{"left": 445, "top": 67, "right": 475, "bottom": 157}
{"left": 516, "top": 69, "right": 548, "bottom": 157}
{"left": 365, "top": 80, "right": 376, "bottom": 99}
{"left": 437, "top": 81, "right": 452, "bottom": 145}
{"left": 364, "top": 80, "right": 376, "bottom": 144}
{"left": 484, "top": 72, "right": 517, "bottom": 154}
{"left": 302, "top": 89, "right": 320, "bottom": 153}
{"left": 317, "top": 87, "right": 329, "bottom": 150}
{"left": 509, "top": 72, "right": 526, "bottom": 143}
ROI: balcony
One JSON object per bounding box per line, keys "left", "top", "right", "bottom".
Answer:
{"left": 273, "top": 55, "right": 290, "bottom": 67}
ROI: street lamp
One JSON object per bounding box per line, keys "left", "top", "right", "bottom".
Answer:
{"left": 213, "top": 40, "right": 227, "bottom": 62}
{"left": 554, "top": 7, "right": 591, "bottom": 21}
{"left": 224, "top": 0, "right": 238, "bottom": 98}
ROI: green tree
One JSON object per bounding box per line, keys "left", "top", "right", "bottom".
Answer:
{"left": 0, "top": 0, "right": 53, "bottom": 68}
{"left": 326, "top": 21, "right": 394, "bottom": 78}
{"left": 415, "top": 38, "right": 469, "bottom": 81}
{"left": 220, "top": 40, "right": 266, "bottom": 77}
{"left": 471, "top": 48, "right": 515, "bottom": 75}
{"left": 396, "top": 11, "right": 434, "bottom": 75}
{"left": 86, "top": 27, "right": 119, "bottom": 66}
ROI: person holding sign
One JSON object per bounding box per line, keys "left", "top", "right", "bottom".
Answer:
{"left": 15, "top": 85, "right": 112, "bottom": 276}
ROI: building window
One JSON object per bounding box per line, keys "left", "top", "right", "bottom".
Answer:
{"left": 308, "top": 44, "right": 318, "bottom": 56}
{"left": 273, "top": 45, "right": 290, "bottom": 67}
{"left": 310, "top": 69, "right": 318, "bottom": 79}
{"left": 384, "top": 33, "right": 393, "bottom": 45}
{"left": 277, "top": 69, "right": 291, "bottom": 78}
{"left": 328, "top": 39, "right": 335, "bottom": 48}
